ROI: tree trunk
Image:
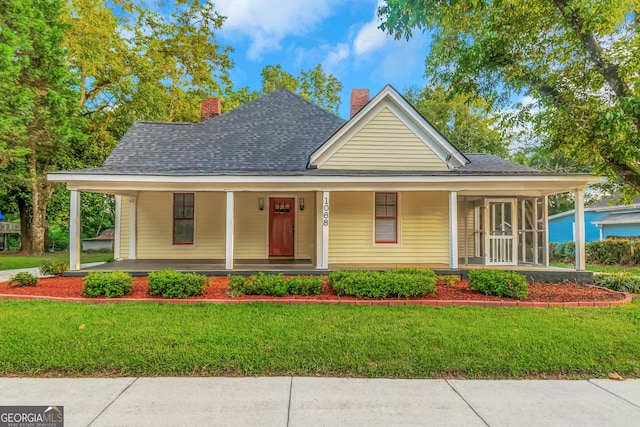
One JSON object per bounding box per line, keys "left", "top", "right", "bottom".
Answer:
{"left": 17, "top": 197, "right": 32, "bottom": 254}
{"left": 30, "top": 176, "right": 52, "bottom": 254}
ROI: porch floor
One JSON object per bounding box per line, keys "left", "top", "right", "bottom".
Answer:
{"left": 64, "top": 259, "right": 594, "bottom": 284}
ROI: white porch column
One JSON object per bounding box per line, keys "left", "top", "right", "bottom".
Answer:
{"left": 113, "top": 195, "right": 121, "bottom": 260}
{"left": 574, "top": 189, "right": 586, "bottom": 271}
{"left": 449, "top": 191, "right": 458, "bottom": 269}
{"left": 128, "top": 196, "right": 137, "bottom": 260}
{"left": 225, "top": 191, "right": 234, "bottom": 270}
{"left": 543, "top": 195, "right": 550, "bottom": 266}
{"left": 316, "top": 191, "right": 329, "bottom": 269}
{"left": 69, "top": 190, "right": 81, "bottom": 271}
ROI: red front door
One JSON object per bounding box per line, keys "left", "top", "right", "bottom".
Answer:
{"left": 269, "top": 198, "right": 295, "bottom": 257}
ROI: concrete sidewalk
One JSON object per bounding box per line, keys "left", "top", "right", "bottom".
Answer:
{"left": 0, "top": 263, "right": 104, "bottom": 282}
{"left": 0, "top": 377, "right": 639, "bottom": 426}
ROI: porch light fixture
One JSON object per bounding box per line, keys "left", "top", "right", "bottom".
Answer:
{"left": 299, "top": 198, "right": 305, "bottom": 211}
{"left": 258, "top": 198, "right": 264, "bottom": 211}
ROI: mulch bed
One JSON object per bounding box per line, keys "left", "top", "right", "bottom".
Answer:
{"left": 0, "top": 276, "right": 628, "bottom": 304}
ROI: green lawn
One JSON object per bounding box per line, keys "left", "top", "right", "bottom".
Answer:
{"left": 551, "top": 263, "right": 640, "bottom": 275}
{"left": 1, "top": 299, "right": 638, "bottom": 378}
{"left": 0, "top": 252, "right": 112, "bottom": 270}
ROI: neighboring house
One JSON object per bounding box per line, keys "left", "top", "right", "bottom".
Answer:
{"left": 549, "top": 196, "right": 640, "bottom": 243}
{"left": 81, "top": 229, "right": 115, "bottom": 252}
{"left": 49, "top": 86, "right": 597, "bottom": 271}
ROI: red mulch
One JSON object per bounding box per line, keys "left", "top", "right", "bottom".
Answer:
{"left": 0, "top": 276, "right": 627, "bottom": 303}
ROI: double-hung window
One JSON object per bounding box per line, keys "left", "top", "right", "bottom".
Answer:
{"left": 375, "top": 192, "right": 397, "bottom": 243}
{"left": 173, "top": 193, "right": 194, "bottom": 245}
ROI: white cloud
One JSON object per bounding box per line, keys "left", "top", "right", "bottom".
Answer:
{"left": 353, "top": 20, "right": 388, "bottom": 55}
{"left": 216, "top": 0, "right": 343, "bottom": 60}
{"left": 323, "top": 43, "right": 350, "bottom": 72}
{"left": 352, "top": 0, "right": 388, "bottom": 56}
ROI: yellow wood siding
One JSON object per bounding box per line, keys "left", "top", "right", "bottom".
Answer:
{"left": 329, "top": 191, "right": 449, "bottom": 264}
{"left": 234, "top": 193, "right": 267, "bottom": 259}
{"left": 457, "top": 200, "right": 475, "bottom": 259}
{"left": 320, "top": 108, "right": 449, "bottom": 171}
{"left": 118, "top": 197, "right": 130, "bottom": 259}
{"left": 296, "top": 192, "right": 315, "bottom": 260}
{"left": 136, "top": 192, "right": 226, "bottom": 259}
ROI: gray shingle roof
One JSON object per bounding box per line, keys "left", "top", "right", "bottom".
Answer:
{"left": 100, "top": 88, "right": 346, "bottom": 174}
{"left": 587, "top": 194, "right": 640, "bottom": 209}
{"left": 57, "top": 89, "right": 552, "bottom": 177}
{"left": 593, "top": 212, "right": 640, "bottom": 225}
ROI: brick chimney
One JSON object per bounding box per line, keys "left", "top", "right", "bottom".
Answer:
{"left": 350, "top": 89, "right": 370, "bottom": 118}
{"left": 201, "top": 98, "right": 221, "bottom": 122}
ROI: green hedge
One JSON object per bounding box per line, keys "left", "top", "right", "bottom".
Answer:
{"left": 551, "top": 240, "right": 640, "bottom": 265}
{"left": 329, "top": 268, "right": 436, "bottom": 299}
{"left": 468, "top": 269, "right": 528, "bottom": 300}
{"left": 593, "top": 273, "right": 640, "bottom": 293}
{"left": 147, "top": 269, "right": 208, "bottom": 298}
{"left": 83, "top": 271, "right": 133, "bottom": 298}
{"left": 228, "top": 273, "right": 323, "bottom": 297}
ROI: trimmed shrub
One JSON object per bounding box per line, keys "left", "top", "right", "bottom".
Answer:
{"left": 83, "top": 271, "right": 133, "bottom": 298}
{"left": 8, "top": 272, "right": 39, "bottom": 287}
{"left": 436, "top": 274, "right": 460, "bottom": 285}
{"left": 593, "top": 273, "right": 640, "bottom": 293}
{"left": 329, "top": 268, "right": 436, "bottom": 299}
{"left": 549, "top": 242, "right": 575, "bottom": 263}
{"left": 39, "top": 260, "right": 69, "bottom": 276}
{"left": 228, "top": 273, "right": 322, "bottom": 297}
{"left": 147, "top": 269, "right": 208, "bottom": 298}
{"left": 286, "top": 275, "right": 323, "bottom": 296}
{"left": 468, "top": 269, "right": 528, "bottom": 300}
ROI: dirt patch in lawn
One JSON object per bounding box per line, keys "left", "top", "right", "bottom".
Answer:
{"left": 0, "top": 276, "right": 627, "bottom": 303}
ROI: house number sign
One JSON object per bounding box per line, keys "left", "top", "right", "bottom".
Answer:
{"left": 323, "top": 196, "right": 329, "bottom": 226}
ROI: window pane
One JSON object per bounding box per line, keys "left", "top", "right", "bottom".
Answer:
{"left": 184, "top": 193, "right": 194, "bottom": 207}
{"left": 375, "top": 205, "right": 385, "bottom": 216}
{"left": 386, "top": 206, "right": 396, "bottom": 217}
{"left": 184, "top": 207, "right": 194, "bottom": 218}
{"left": 174, "top": 219, "right": 194, "bottom": 244}
{"left": 174, "top": 194, "right": 183, "bottom": 218}
{"left": 376, "top": 218, "right": 396, "bottom": 242}
{"left": 375, "top": 193, "right": 386, "bottom": 204}
{"left": 387, "top": 193, "right": 396, "bottom": 204}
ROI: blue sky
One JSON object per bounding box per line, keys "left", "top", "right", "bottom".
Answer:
{"left": 214, "top": 0, "right": 430, "bottom": 119}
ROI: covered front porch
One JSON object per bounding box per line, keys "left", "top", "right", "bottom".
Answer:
{"left": 54, "top": 172, "right": 595, "bottom": 276}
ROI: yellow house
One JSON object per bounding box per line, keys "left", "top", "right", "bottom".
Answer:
{"left": 48, "top": 86, "right": 598, "bottom": 274}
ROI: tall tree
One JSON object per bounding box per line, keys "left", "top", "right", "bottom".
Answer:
{"left": 0, "top": 0, "right": 85, "bottom": 253}
{"left": 260, "top": 64, "right": 343, "bottom": 115}
{"left": 379, "top": 0, "right": 640, "bottom": 192}
{"left": 64, "top": 0, "right": 233, "bottom": 163}
{"left": 405, "top": 85, "right": 509, "bottom": 156}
